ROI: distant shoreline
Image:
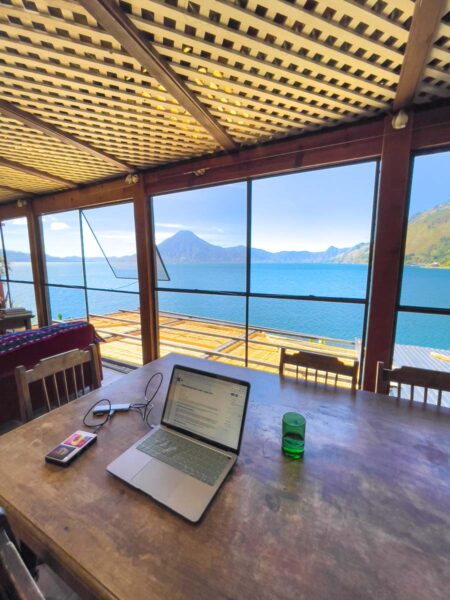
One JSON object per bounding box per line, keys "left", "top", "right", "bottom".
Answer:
{"left": 7, "top": 259, "right": 450, "bottom": 270}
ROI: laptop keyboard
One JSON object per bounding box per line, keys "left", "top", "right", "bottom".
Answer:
{"left": 137, "top": 429, "right": 231, "bottom": 486}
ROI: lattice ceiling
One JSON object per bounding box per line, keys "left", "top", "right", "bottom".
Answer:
{"left": 0, "top": 0, "right": 448, "bottom": 204}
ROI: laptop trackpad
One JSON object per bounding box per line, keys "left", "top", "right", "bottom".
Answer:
{"left": 131, "top": 460, "right": 181, "bottom": 499}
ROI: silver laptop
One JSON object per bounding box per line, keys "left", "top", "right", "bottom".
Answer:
{"left": 107, "top": 365, "right": 250, "bottom": 522}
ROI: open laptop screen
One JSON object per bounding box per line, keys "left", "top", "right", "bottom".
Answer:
{"left": 162, "top": 366, "right": 250, "bottom": 453}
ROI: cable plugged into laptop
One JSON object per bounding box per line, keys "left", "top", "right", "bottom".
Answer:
{"left": 81, "top": 371, "right": 164, "bottom": 434}
{"left": 130, "top": 371, "right": 164, "bottom": 428}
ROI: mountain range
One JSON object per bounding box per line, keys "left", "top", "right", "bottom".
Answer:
{"left": 158, "top": 230, "right": 368, "bottom": 264}
{"left": 158, "top": 201, "right": 449, "bottom": 266}
{"left": 334, "top": 200, "right": 450, "bottom": 267}
{"left": 3, "top": 201, "right": 449, "bottom": 267}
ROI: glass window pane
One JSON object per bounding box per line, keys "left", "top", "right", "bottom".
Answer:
{"left": 395, "top": 312, "right": 450, "bottom": 352}
{"left": 42, "top": 211, "right": 84, "bottom": 286}
{"left": 82, "top": 203, "right": 139, "bottom": 292}
{"left": 87, "top": 290, "right": 142, "bottom": 367}
{"left": 153, "top": 182, "right": 247, "bottom": 292}
{"left": 157, "top": 291, "right": 246, "bottom": 366}
{"left": 47, "top": 285, "right": 87, "bottom": 322}
{"left": 251, "top": 162, "right": 376, "bottom": 297}
{"left": 248, "top": 298, "right": 363, "bottom": 372}
{"left": 394, "top": 312, "right": 450, "bottom": 406}
{"left": 1, "top": 281, "right": 37, "bottom": 324}
{"left": 0, "top": 217, "right": 34, "bottom": 282}
{"left": 400, "top": 150, "right": 450, "bottom": 309}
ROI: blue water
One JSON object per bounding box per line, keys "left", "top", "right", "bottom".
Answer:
{"left": 4, "top": 261, "right": 449, "bottom": 349}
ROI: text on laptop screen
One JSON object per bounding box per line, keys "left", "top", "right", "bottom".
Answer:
{"left": 164, "top": 367, "right": 248, "bottom": 450}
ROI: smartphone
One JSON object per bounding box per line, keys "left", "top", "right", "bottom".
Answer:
{"left": 45, "top": 431, "right": 97, "bottom": 467}
{"left": 93, "top": 403, "right": 130, "bottom": 416}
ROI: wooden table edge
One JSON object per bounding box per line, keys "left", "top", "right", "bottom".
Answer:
{"left": 0, "top": 493, "right": 116, "bottom": 600}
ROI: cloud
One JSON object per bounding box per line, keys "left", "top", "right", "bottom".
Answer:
{"left": 50, "top": 221, "right": 70, "bottom": 231}
{"left": 10, "top": 218, "right": 27, "bottom": 226}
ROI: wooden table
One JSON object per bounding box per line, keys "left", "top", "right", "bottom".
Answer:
{"left": 0, "top": 310, "right": 33, "bottom": 334}
{"left": 0, "top": 354, "right": 449, "bottom": 600}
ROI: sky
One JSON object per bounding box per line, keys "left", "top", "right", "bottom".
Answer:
{"left": 2, "top": 151, "right": 449, "bottom": 257}
{"left": 409, "top": 150, "right": 450, "bottom": 216}
{"left": 1, "top": 204, "right": 138, "bottom": 258}
{"left": 154, "top": 161, "right": 377, "bottom": 252}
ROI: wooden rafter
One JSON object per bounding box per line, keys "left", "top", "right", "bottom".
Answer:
{"left": 393, "top": 0, "right": 447, "bottom": 111}
{"left": 0, "top": 157, "right": 74, "bottom": 187}
{"left": 77, "top": 0, "right": 237, "bottom": 151}
{"left": 0, "top": 100, "right": 133, "bottom": 172}
{"left": 0, "top": 184, "right": 34, "bottom": 198}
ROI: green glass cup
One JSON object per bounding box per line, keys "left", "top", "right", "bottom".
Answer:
{"left": 282, "top": 412, "right": 306, "bottom": 458}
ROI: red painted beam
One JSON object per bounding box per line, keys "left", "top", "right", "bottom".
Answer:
{"left": 148, "top": 136, "right": 383, "bottom": 196}
{"left": 145, "top": 118, "right": 385, "bottom": 189}
{"left": 363, "top": 115, "right": 414, "bottom": 391}
{"left": 412, "top": 103, "right": 450, "bottom": 150}
{"left": 133, "top": 182, "right": 159, "bottom": 363}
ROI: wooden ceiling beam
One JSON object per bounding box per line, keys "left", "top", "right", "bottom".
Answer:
{"left": 0, "top": 100, "right": 133, "bottom": 172}
{"left": 0, "top": 184, "right": 34, "bottom": 197}
{"left": 393, "top": 0, "right": 447, "bottom": 111}
{"left": 78, "top": 0, "right": 237, "bottom": 152}
{"left": 0, "top": 157, "right": 75, "bottom": 187}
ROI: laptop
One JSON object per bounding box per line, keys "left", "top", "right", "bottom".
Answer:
{"left": 107, "top": 365, "right": 250, "bottom": 522}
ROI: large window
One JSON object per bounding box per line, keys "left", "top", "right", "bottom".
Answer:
{"left": 0, "top": 217, "right": 37, "bottom": 322}
{"left": 394, "top": 150, "right": 450, "bottom": 404}
{"left": 154, "top": 182, "right": 248, "bottom": 366}
{"left": 41, "top": 202, "right": 143, "bottom": 366}
{"left": 153, "top": 162, "right": 378, "bottom": 381}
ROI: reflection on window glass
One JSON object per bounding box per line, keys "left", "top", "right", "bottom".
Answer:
{"left": 394, "top": 312, "right": 450, "bottom": 406}
{"left": 247, "top": 298, "right": 362, "bottom": 376}
{"left": 249, "top": 297, "right": 364, "bottom": 342}
{"left": 47, "top": 285, "right": 87, "bottom": 321}
{"left": 400, "top": 150, "right": 450, "bottom": 309}
{"left": 153, "top": 182, "right": 247, "bottom": 292}
{"left": 87, "top": 289, "right": 142, "bottom": 366}
{"left": 0, "top": 281, "right": 37, "bottom": 324}
{"left": 157, "top": 291, "right": 245, "bottom": 365}
{"left": 81, "top": 203, "right": 139, "bottom": 292}
{"left": 42, "top": 206, "right": 145, "bottom": 368}
{"left": 396, "top": 312, "right": 450, "bottom": 351}
{"left": 0, "top": 218, "right": 34, "bottom": 283}
{"left": 41, "top": 211, "right": 84, "bottom": 286}
{"left": 0, "top": 218, "right": 36, "bottom": 316}
{"left": 251, "top": 162, "right": 376, "bottom": 297}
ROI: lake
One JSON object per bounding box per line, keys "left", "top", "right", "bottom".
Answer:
{"left": 4, "top": 261, "right": 449, "bottom": 349}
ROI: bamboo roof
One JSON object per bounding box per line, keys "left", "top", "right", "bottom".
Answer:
{"left": 0, "top": 0, "right": 449, "bottom": 204}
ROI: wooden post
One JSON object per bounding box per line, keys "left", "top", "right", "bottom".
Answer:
{"left": 363, "top": 114, "right": 414, "bottom": 391}
{"left": 133, "top": 181, "right": 158, "bottom": 363}
{"left": 26, "top": 202, "right": 50, "bottom": 327}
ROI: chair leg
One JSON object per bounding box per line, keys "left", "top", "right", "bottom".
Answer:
{"left": 19, "top": 541, "right": 40, "bottom": 580}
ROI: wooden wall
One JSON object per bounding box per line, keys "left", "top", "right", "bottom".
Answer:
{"left": 1, "top": 103, "right": 449, "bottom": 390}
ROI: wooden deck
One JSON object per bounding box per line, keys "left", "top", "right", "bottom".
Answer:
{"left": 88, "top": 309, "right": 449, "bottom": 404}
{"left": 90, "top": 310, "right": 359, "bottom": 388}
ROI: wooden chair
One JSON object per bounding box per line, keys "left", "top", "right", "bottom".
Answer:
{"left": 0, "top": 507, "right": 45, "bottom": 600}
{"left": 14, "top": 344, "right": 101, "bottom": 423}
{"left": 376, "top": 362, "right": 450, "bottom": 405}
{"left": 279, "top": 348, "right": 359, "bottom": 390}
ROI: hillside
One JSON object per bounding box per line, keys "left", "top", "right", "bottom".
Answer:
{"left": 404, "top": 201, "right": 450, "bottom": 267}
{"left": 3, "top": 250, "right": 136, "bottom": 263}
{"left": 4, "top": 201, "right": 448, "bottom": 267}
{"left": 158, "top": 230, "right": 361, "bottom": 264}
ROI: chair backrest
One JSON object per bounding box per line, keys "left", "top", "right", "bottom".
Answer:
{"left": 376, "top": 362, "right": 450, "bottom": 405}
{"left": 14, "top": 344, "right": 101, "bottom": 422}
{"left": 0, "top": 508, "right": 45, "bottom": 600}
{"left": 279, "top": 348, "right": 359, "bottom": 390}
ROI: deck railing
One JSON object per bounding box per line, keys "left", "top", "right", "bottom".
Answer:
{"left": 86, "top": 309, "right": 359, "bottom": 376}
